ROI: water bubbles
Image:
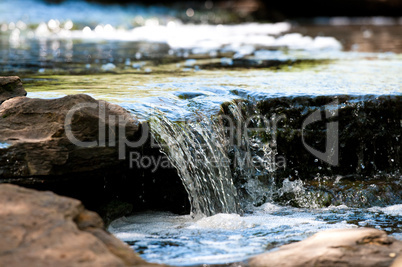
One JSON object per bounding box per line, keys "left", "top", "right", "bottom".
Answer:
{"left": 104, "top": 24, "right": 113, "bottom": 32}
{"left": 51, "top": 40, "right": 60, "bottom": 51}
{"left": 133, "top": 16, "right": 144, "bottom": 26}
{"left": 9, "top": 28, "right": 21, "bottom": 46}
{"left": 64, "top": 20, "right": 73, "bottom": 30}
{"left": 8, "top": 22, "right": 15, "bottom": 30}
{"left": 16, "top": 21, "right": 26, "bottom": 30}
{"left": 48, "top": 19, "right": 60, "bottom": 31}
{"left": 1, "top": 24, "right": 7, "bottom": 32}
{"left": 186, "top": 8, "right": 195, "bottom": 18}
{"left": 132, "top": 62, "right": 145, "bottom": 69}
{"left": 101, "top": 63, "right": 116, "bottom": 71}
{"left": 145, "top": 18, "right": 159, "bottom": 27}
{"left": 220, "top": 57, "right": 233, "bottom": 66}
{"left": 184, "top": 59, "right": 197, "bottom": 67}
{"left": 209, "top": 50, "right": 218, "bottom": 57}
{"left": 167, "top": 21, "right": 176, "bottom": 28}
{"left": 205, "top": 0, "right": 213, "bottom": 9}
{"left": 82, "top": 26, "right": 92, "bottom": 35}
{"left": 94, "top": 25, "right": 104, "bottom": 33}
{"left": 36, "top": 22, "right": 50, "bottom": 37}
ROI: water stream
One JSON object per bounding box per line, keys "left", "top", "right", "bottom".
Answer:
{"left": 109, "top": 205, "right": 402, "bottom": 266}
{"left": 150, "top": 111, "right": 242, "bottom": 217}
{"left": 1, "top": 0, "right": 402, "bottom": 265}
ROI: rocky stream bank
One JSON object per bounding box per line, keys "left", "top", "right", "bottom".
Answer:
{"left": 1, "top": 76, "right": 401, "bottom": 266}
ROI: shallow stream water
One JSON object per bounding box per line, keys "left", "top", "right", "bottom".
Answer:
{"left": 109, "top": 204, "right": 402, "bottom": 265}
{"left": 1, "top": 0, "right": 402, "bottom": 265}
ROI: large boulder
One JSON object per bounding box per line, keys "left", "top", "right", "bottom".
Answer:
{"left": 0, "top": 94, "right": 140, "bottom": 216}
{"left": 250, "top": 228, "right": 402, "bottom": 267}
{"left": 0, "top": 183, "right": 162, "bottom": 267}
{"left": 0, "top": 76, "right": 27, "bottom": 104}
{"left": 0, "top": 91, "right": 188, "bottom": 218}
{"left": 0, "top": 94, "right": 138, "bottom": 178}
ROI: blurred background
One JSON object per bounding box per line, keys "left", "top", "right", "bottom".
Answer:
{"left": 43, "top": 0, "right": 402, "bottom": 20}
{"left": 1, "top": 0, "right": 402, "bottom": 74}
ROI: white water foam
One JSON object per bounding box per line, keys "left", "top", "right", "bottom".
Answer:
{"left": 368, "top": 204, "right": 402, "bottom": 216}
{"left": 26, "top": 23, "right": 343, "bottom": 53}
{"left": 0, "top": 0, "right": 343, "bottom": 55}
{"left": 109, "top": 206, "right": 358, "bottom": 266}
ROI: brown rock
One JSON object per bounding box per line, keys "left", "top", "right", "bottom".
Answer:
{"left": 0, "top": 76, "right": 27, "bottom": 104}
{"left": 0, "top": 94, "right": 139, "bottom": 178}
{"left": 0, "top": 183, "right": 162, "bottom": 267}
{"left": 250, "top": 228, "right": 402, "bottom": 267}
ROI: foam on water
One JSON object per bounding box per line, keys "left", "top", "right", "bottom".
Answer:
{"left": 109, "top": 202, "right": 402, "bottom": 266}
{"left": 4, "top": 22, "right": 343, "bottom": 52}
{"left": 108, "top": 206, "right": 351, "bottom": 265}
{"left": 369, "top": 204, "right": 402, "bottom": 216}
{"left": 0, "top": 0, "right": 345, "bottom": 62}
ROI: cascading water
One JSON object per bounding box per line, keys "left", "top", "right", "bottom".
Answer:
{"left": 149, "top": 100, "right": 320, "bottom": 216}
{"left": 4, "top": 1, "right": 400, "bottom": 263}
{"left": 150, "top": 109, "right": 242, "bottom": 216}
{"left": 109, "top": 96, "right": 402, "bottom": 266}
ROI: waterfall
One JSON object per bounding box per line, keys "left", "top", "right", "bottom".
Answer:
{"left": 150, "top": 107, "right": 242, "bottom": 217}
{"left": 149, "top": 101, "right": 283, "bottom": 216}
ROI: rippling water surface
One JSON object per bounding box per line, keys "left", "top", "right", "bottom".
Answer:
{"left": 109, "top": 204, "right": 402, "bottom": 266}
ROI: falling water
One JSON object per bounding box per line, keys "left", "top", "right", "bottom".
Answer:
{"left": 149, "top": 100, "right": 313, "bottom": 216}
{"left": 150, "top": 108, "right": 242, "bottom": 216}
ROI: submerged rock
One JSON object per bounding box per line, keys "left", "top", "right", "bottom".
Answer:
{"left": 250, "top": 228, "right": 402, "bottom": 267}
{"left": 0, "top": 76, "right": 27, "bottom": 105}
{"left": 0, "top": 183, "right": 161, "bottom": 267}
